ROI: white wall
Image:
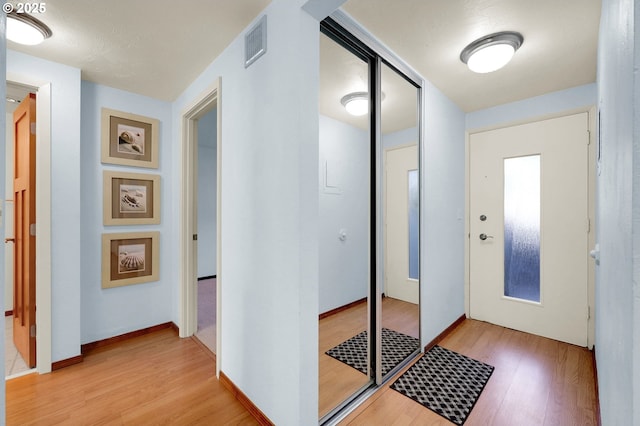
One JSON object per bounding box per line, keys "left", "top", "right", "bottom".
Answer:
{"left": 197, "top": 107, "right": 217, "bottom": 278}
{"left": 319, "top": 114, "right": 368, "bottom": 313}
{"left": 421, "top": 81, "right": 466, "bottom": 344}
{"left": 0, "top": 10, "right": 6, "bottom": 417}
{"left": 596, "top": 0, "right": 638, "bottom": 423}
{"left": 635, "top": 3, "right": 640, "bottom": 419}
{"left": 79, "top": 81, "right": 173, "bottom": 344}
{"left": 7, "top": 50, "right": 82, "bottom": 363}
{"left": 172, "top": 1, "right": 319, "bottom": 423}
{"left": 466, "top": 83, "right": 597, "bottom": 130}
{"left": 383, "top": 126, "right": 418, "bottom": 149}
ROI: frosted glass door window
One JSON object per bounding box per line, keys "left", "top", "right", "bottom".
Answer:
{"left": 408, "top": 169, "right": 419, "bottom": 280}
{"left": 503, "top": 155, "right": 540, "bottom": 302}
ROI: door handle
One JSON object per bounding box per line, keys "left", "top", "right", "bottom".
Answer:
{"left": 4, "top": 237, "right": 15, "bottom": 243}
{"left": 479, "top": 233, "right": 494, "bottom": 241}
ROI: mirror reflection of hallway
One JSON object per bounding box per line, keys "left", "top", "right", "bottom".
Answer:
{"left": 379, "top": 61, "right": 421, "bottom": 380}
{"left": 318, "top": 23, "right": 423, "bottom": 419}
{"left": 194, "top": 107, "right": 218, "bottom": 354}
{"left": 318, "top": 31, "right": 372, "bottom": 417}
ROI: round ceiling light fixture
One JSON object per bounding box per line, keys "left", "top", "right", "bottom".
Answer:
{"left": 340, "top": 92, "right": 368, "bottom": 116}
{"left": 340, "top": 91, "right": 385, "bottom": 116}
{"left": 460, "top": 31, "right": 523, "bottom": 73}
{"left": 7, "top": 11, "right": 52, "bottom": 45}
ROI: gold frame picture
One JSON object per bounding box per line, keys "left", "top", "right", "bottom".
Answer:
{"left": 101, "top": 108, "right": 159, "bottom": 168}
{"left": 103, "top": 170, "right": 161, "bottom": 225}
{"left": 101, "top": 231, "right": 160, "bottom": 288}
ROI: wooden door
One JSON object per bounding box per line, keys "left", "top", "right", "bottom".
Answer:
{"left": 12, "top": 93, "right": 37, "bottom": 368}
{"left": 469, "top": 113, "right": 589, "bottom": 346}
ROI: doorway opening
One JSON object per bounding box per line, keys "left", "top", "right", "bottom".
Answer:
{"left": 179, "top": 79, "right": 222, "bottom": 371}
{"left": 194, "top": 107, "right": 218, "bottom": 354}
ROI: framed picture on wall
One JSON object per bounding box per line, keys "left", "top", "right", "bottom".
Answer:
{"left": 101, "top": 108, "right": 159, "bottom": 168}
{"left": 101, "top": 231, "right": 159, "bottom": 288}
{"left": 103, "top": 170, "right": 161, "bottom": 225}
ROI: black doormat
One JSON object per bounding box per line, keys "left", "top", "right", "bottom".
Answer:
{"left": 325, "top": 328, "right": 419, "bottom": 376}
{"left": 390, "top": 345, "right": 494, "bottom": 425}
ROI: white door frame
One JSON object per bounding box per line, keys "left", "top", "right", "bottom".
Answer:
{"left": 383, "top": 142, "right": 419, "bottom": 303}
{"left": 5, "top": 74, "right": 53, "bottom": 374}
{"left": 464, "top": 107, "right": 596, "bottom": 348}
{"left": 179, "top": 78, "right": 222, "bottom": 376}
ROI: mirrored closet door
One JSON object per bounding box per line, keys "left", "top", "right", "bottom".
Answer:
{"left": 318, "top": 16, "right": 423, "bottom": 423}
{"left": 318, "top": 29, "right": 373, "bottom": 419}
{"left": 379, "top": 61, "right": 421, "bottom": 382}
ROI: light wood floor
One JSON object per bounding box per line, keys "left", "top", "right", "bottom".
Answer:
{"left": 6, "top": 328, "right": 258, "bottom": 425}
{"left": 6, "top": 317, "right": 598, "bottom": 425}
{"left": 341, "top": 319, "right": 598, "bottom": 425}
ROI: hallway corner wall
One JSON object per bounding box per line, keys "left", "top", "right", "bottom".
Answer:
{"left": 172, "top": 0, "right": 320, "bottom": 423}
{"left": 7, "top": 49, "right": 82, "bottom": 364}
{"left": 79, "top": 81, "right": 174, "bottom": 344}
{"left": 595, "top": 0, "right": 638, "bottom": 424}
{"left": 421, "top": 81, "right": 466, "bottom": 345}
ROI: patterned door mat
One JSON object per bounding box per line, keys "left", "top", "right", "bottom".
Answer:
{"left": 325, "top": 328, "right": 419, "bottom": 376}
{"left": 390, "top": 345, "right": 494, "bottom": 425}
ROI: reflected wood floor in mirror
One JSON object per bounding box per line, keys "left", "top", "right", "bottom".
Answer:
{"left": 340, "top": 319, "right": 598, "bottom": 425}
{"left": 319, "top": 297, "right": 419, "bottom": 417}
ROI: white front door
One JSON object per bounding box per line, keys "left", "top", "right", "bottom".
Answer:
{"left": 469, "top": 113, "right": 590, "bottom": 347}
{"left": 385, "top": 144, "right": 419, "bottom": 304}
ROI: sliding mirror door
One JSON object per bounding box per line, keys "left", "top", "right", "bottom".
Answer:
{"left": 318, "top": 15, "right": 423, "bottom": 422}
{"left": 318, "top": 31, "right": 373, "bottom": 419}
{"left": 380, "top": 62, "right": 421, "bottom": 380}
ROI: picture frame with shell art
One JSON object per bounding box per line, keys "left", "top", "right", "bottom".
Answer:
{"left": 103, "top": 170, "right": 160, "bottom": 225}
{"left": 102, "top": 231, "right": 160, "bottom": 288}
{"left": 101, "top": 108, "right": 159, "bottom": 169}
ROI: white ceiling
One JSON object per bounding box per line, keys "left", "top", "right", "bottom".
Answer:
{"left": 7, "top": 0, "right": 271, "bottom": 102}
{"left": 6, "top": 0, "right": 601, "bottom": 118}
{"left": 342, "top": 0, "right": 601, "bottom": 112}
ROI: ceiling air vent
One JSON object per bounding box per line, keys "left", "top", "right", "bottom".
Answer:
{"left": 244, "top": 15, "right": 267, "bottom": 68}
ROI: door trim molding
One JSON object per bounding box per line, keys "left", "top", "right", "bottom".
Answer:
{"left": 179, "top": 78, "right": 222, "bottom": 376}
{"left": 464, "top": 106, "right": 596, "bottom": 348}
{"left": 382, "top": 143, "right": 419, "bottom": 303}
{"left": 35, "top": 83, "right": 52, "bottom": 373}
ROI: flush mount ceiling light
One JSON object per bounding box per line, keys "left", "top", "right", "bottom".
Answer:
{"left": 341, "top": 92, "right": 368, "bottom": 116}
{"left": 7, "top": 11, "right": 52, "bottom": 45}
{"left": 340, "top": 91, "right": 385, "bottom": 116}
{"left": 460, "top": 31, "right": 523, "bottom": 73}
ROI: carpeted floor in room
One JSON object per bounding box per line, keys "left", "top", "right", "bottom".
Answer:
{"left": 195, "top": 277, "right": 216, "bottom": 353}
